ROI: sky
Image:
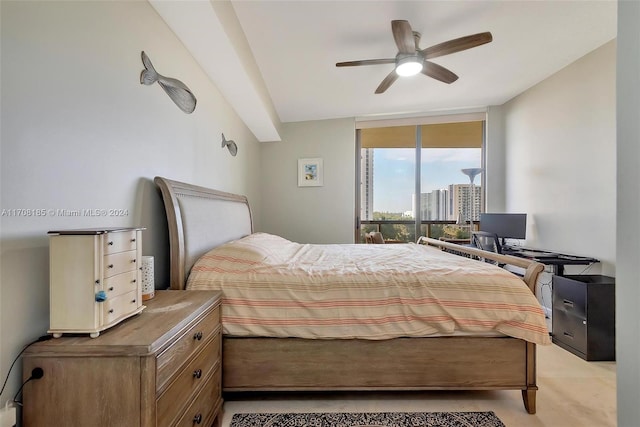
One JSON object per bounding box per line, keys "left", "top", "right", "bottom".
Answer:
{"left": 372, "top": 147, "right": 482, "bottom": 213}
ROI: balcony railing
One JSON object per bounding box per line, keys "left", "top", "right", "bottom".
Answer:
{"left": 360, "top": 219, "right": 478, "bottom": 244}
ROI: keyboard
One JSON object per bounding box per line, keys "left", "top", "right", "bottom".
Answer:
{"left": 518, "top": 250, "right": 559, "bottom": 258}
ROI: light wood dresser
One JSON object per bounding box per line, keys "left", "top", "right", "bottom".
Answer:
{"left": 48, "top": 227, "right": 146, "bottom": 338}
{"left": 22, "top": 291, "right": 223, "bottom": 427}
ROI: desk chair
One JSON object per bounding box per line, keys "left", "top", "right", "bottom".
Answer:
{"left": 472, "top": 231, "right": 503, "bottom": 266}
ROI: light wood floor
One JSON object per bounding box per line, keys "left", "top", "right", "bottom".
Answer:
{"left": 220, "top": 343, "right": 616, "bottom": 426}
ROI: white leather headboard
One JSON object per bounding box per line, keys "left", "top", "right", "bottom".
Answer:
{"left": 154, "top": 176, "right": 253, "bottom": 290}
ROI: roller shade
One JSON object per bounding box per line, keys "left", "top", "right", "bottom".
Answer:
{"left": 360, "top": 121, "right": 483, "bottom": 149}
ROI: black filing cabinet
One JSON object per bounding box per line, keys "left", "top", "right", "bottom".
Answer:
{"left": 552, "top": 275, "right": 615, "bottom": 361}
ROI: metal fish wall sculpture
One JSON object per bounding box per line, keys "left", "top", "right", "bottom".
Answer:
{"left": 221, "top": 133, "right": 238, "bottom": 156}
{"left": 140, "top": 51, "right": 197, "bottom": 114}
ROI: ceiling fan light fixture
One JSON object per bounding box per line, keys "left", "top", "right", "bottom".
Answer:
{"left": 336, "top": 20, "right": 492, "bottom": 93}
{"left": 396, "top": 56, "right": 423, "bottom": 76}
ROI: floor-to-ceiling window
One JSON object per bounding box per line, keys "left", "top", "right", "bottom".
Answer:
{"left": 419, "top": 121, "right": 484, "bottom": 240}
{"left": 356, "top": 116, "right": 485, "bottom": 243}
{"left": 358, "top": 126, "right": 417, "bottom": 242}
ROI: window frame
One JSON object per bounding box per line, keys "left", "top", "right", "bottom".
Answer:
{"left": 355, "top": 114, "right": 486, "bottom": 243}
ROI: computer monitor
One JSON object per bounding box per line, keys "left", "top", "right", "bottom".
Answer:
{"left": 479, "top": 213, "right": 527, "bottom": 245}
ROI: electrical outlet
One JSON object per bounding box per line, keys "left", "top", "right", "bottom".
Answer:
{"left": 0, "top": 403, "right": 17, "bottom": 427}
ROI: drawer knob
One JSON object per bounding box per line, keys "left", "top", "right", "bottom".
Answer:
{"left": 132, "top": 279, "right": 136, "bottom": 283}
{"left": 109, "top": 309, "right": 114, "bottom": 314}
{"left": 131, "top": 299, "right": 136, "bottom": 304}
{"left": 108, "top": 241, "right": 114, "bottom": 246}
{"left": 563, "top": 299, "right": 574, "bottom": 308}
{"left": 193, "top": 414, "right": 202, "bottom": 425}
{"left": 193, "top": 331, "right": 203, "bottom": 341}
{"left": 193, "top": 369, "right": 202, "bottom": 379}
{"left": 108, "top": 287, "right": 114, "bottom": 291}
{"left": 131, "top": 238, "right": 136, "bottom": 242}
{"left": 107, "top": 264, "right": 114, "bottom": 269}
{"left": 131, "top": 259, "right": 136, "bottom": 263}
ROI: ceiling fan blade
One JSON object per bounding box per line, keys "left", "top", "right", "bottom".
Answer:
{"left": 336, "top": 58, "right": 395, "bottom": 67}
{"left": 422, "top": 61, "right": 458, "bottom": 84}
{"left": 421, "top": 32, "right": 493, "bottom": 59}
{"left": 375, "top": 70, "right": 399, "bottom": 94}
{"left": 391, "top": 20, "right": 416, "bottom": 54}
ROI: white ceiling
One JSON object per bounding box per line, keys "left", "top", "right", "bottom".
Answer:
{"left": 151, "top": 1, "right": 617, "bottom": 141}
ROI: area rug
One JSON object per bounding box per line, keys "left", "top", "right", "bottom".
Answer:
{"left": 229, "top": 412, "right": 506, "bottom": 427}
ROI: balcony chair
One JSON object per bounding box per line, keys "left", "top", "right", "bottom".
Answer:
{"left": 365, "top": 231, "right": 385, "bottom": 244}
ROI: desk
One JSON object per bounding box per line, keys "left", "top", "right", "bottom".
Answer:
{"left": 503, "top": 247, "right": 598, "bottom": 276}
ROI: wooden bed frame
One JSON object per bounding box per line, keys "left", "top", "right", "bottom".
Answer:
{"left": 154, "top": 176, "right": 546, "bottom": 414}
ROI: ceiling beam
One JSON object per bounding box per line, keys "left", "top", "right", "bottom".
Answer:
{"left": 148, "top": 0, "right": 282, "bottom": 142}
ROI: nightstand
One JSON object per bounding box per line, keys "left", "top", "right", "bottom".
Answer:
{"left": 22, "top": 290, "right": 222, "bottom": 426}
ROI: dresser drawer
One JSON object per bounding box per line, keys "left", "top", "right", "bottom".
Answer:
{"left": 156, "top": 306, "right": 221, "bottom": 392}
{"left": 173, "top": 367, "right": 221, "bottom": 427}
{"left": 103, "top": 230, "right": 138, "bottom": 254}
{"left": 103, "top": 290, "right": 140, "bottom": 324}
{"left": 104, "top": 270, "right": 138, "bottom": 298}
{"left": 104, "top": 250, "right": 138, "bottom": 278}
{"left": 157, "top": 333, "right": 221, "bottom": 425}
{"left": 553, "top": 276, "right": 587, "bottom": 318}
{"left": 553, "top": 310, "right": 587, "bottom": 354}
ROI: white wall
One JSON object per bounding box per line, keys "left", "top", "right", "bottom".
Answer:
{"left": 0, "top": 0, "right": 262, "bottom": 408}
{"left": 485, "top": 105, "right": 506, "bottom": 212}
{"left": 502, "top": 41, "right": 616, "bottom": 277}
{"left": 616, "top": 1, "right": 640, "bottom": 424}
{"left": 260, "top": 118, "right": 355, "bottom": 244}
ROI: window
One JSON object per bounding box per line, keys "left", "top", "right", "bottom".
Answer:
{"left": 357, "top": 118, "right": 485, "bottom": 243}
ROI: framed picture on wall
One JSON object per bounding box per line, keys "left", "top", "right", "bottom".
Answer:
{"left": 298, "top": 158, "right": 323, "bottom": 187}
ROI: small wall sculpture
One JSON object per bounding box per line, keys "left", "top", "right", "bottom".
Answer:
{"left": 221, "top": 133, "right": 238, "bottom": 156}
{"left": 140, "top": 51, "right": 197, "bottom": 114}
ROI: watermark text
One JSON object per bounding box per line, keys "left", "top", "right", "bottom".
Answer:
{"left": 1, "top": 208, "right": 129, "bottom": 217}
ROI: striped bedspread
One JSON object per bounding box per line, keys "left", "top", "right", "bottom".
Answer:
{"left": 187, "top": 233, "right": 551, "bottom": 345}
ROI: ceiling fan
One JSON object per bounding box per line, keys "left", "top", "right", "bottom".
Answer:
{"left": 336, "top": 20, "right": 492, "bottom": 94}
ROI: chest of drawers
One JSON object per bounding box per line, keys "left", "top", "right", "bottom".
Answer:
{"left": 48, "top": 228, "right": 145, "bottom": 338}
{"left": 552, "top": 274, "right": 615, "bottom": 361}
{"left": 22, "top": 290, "right": 223, "bottom": 427}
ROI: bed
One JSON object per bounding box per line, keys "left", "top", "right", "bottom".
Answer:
{"left": 154, "top": 176, "right": 549, "bottom": 414}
